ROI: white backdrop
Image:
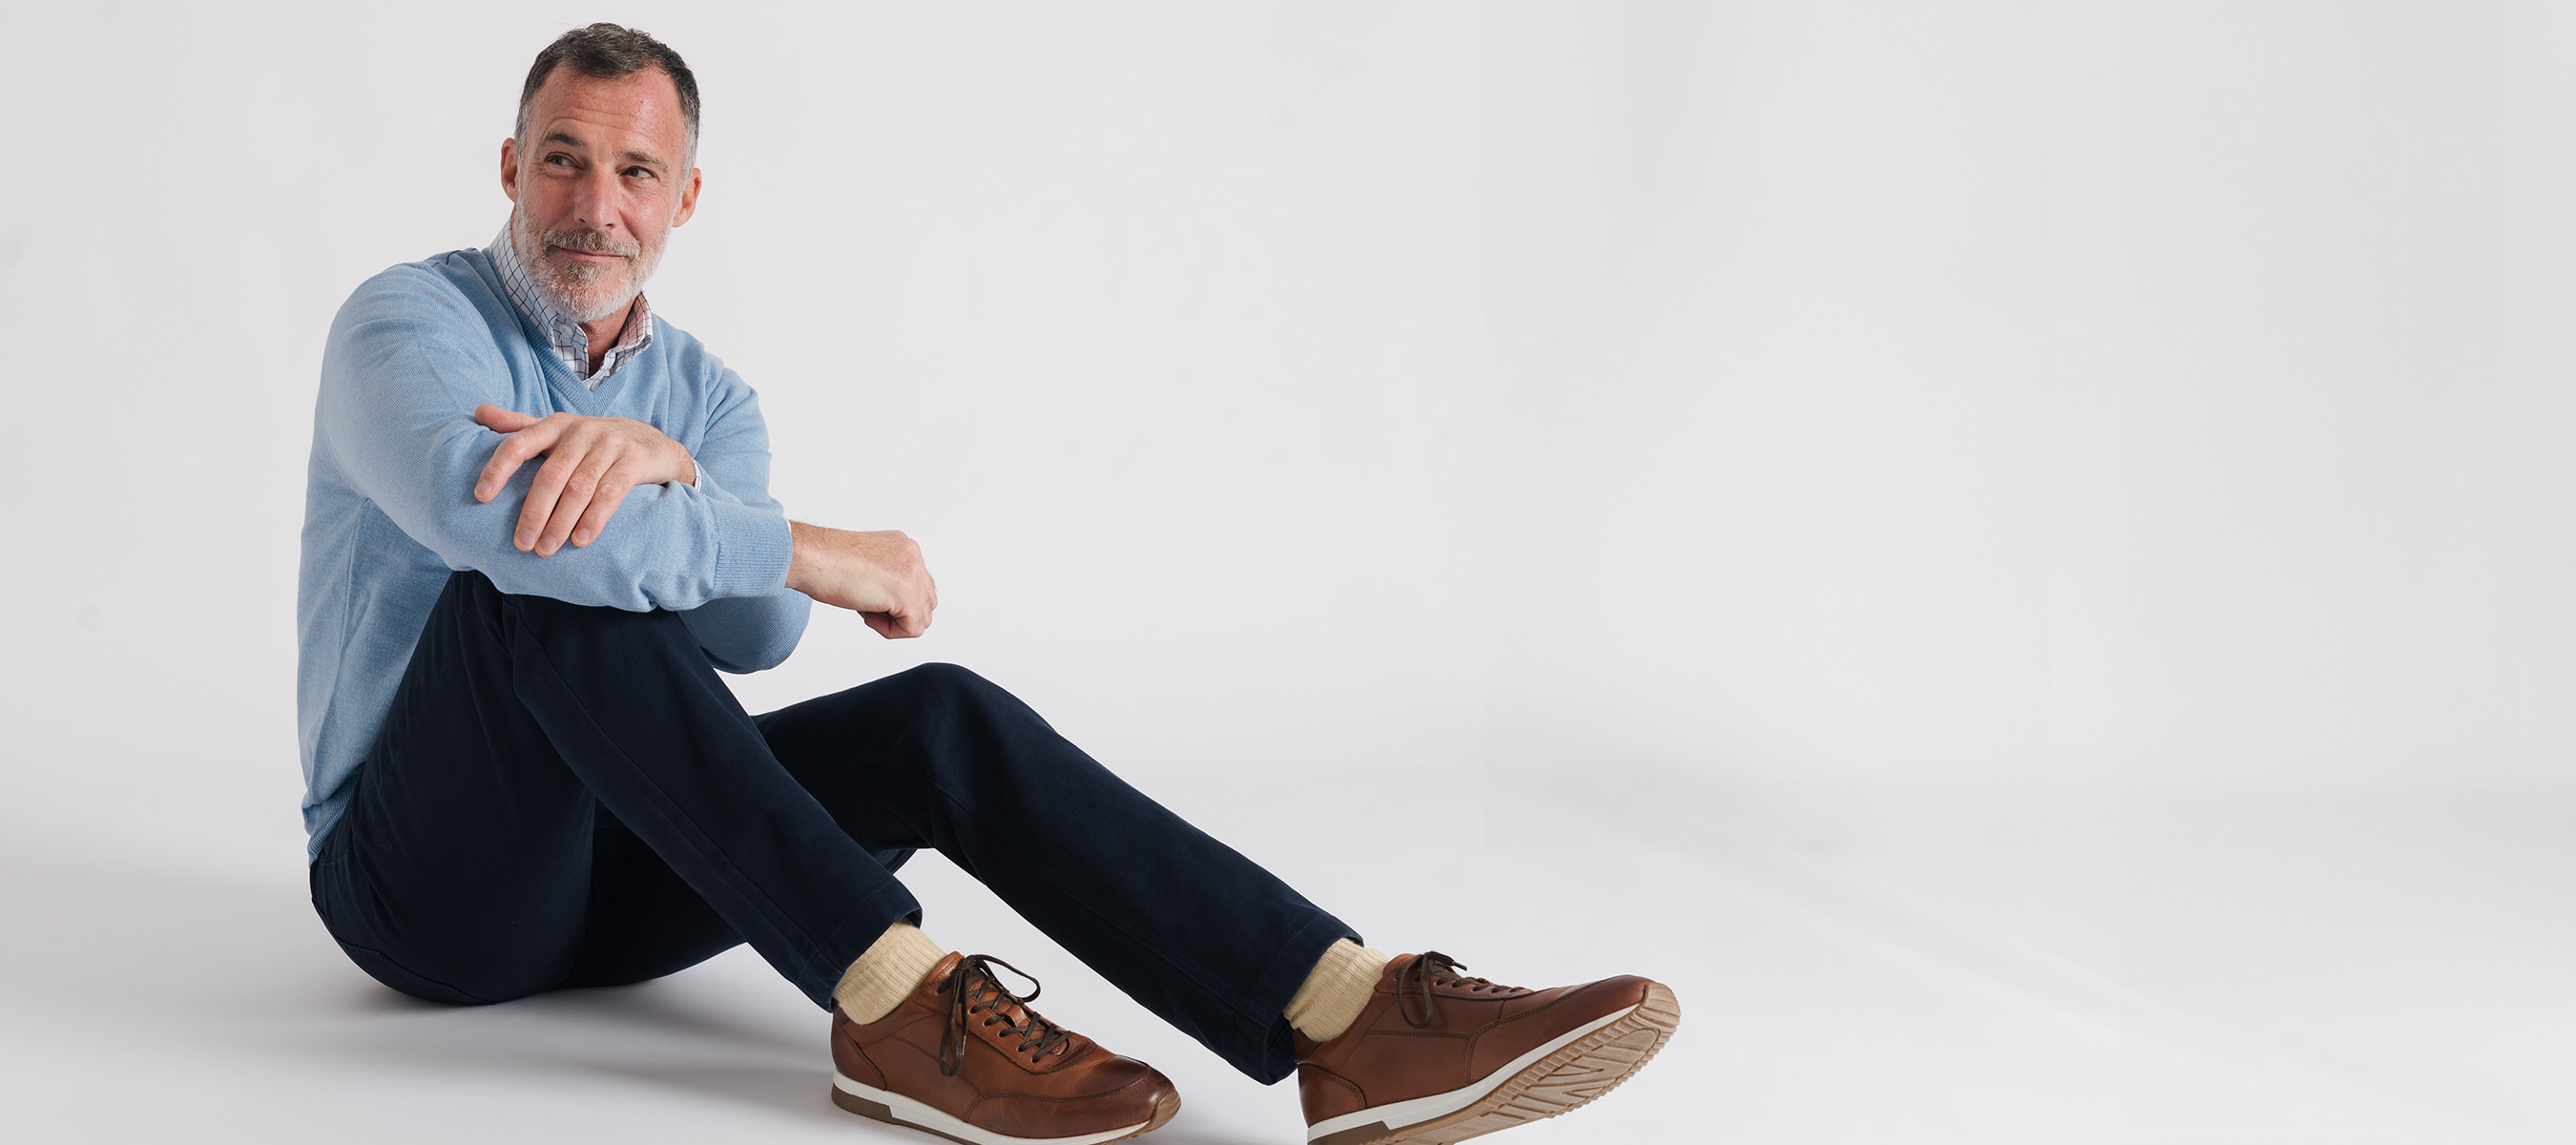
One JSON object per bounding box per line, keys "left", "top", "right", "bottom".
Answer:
{"left": 5, "top": 4, "right": 2575, "bottom": 1141}
{"left": 7, "top": 0, "right": 2571, "bottom": 870}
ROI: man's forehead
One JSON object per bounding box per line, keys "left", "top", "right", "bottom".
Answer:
{"left": 526, "top": 68, "right": 687, "bottom": 157}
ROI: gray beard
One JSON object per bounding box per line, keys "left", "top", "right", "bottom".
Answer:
{"left": 509, "top": 207, "right": 663, "bottom": 323}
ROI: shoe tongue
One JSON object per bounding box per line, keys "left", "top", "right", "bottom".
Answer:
{"left": 969, "top": 969, "right": 1049, "bottom": 1037}
{"left": 981, "top": 984, "right": 1031, "bottom": 1026}
{"left": 923, "top": 951, "right": 966, "bottom": 994}
{"left": 1416, "top": 953, "right": 1519, "bottom": 992}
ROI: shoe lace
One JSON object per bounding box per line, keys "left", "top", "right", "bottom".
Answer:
{"left": 939, "top": 954, "right": 1075, "bottom": 1076}
{"left": 1398, "top": 951, "right": 1520, "bottom": 1029}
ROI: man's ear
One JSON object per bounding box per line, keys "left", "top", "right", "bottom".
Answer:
{"left": 670, "top": 166, "right": 702, "bottom": 228}
{"left": 500, "top": 137, "right": 521, "bottom": 202}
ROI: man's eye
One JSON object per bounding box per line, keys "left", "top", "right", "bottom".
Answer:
{"left": 546, "top": 154, "right": 573, "bottom": 166}
{"left": 625, "top": 167, "right": 654, "bottom": 179}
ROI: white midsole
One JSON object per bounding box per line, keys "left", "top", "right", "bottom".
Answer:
{"left": 1304, "top": 1002, "right": 1641, "bottom": 1142}
{"left": 832, "top": 1072, "right": 1152, "bottom": 1145}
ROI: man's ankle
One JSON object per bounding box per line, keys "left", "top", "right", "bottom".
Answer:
{"left": 832, "top": 920, "right": 949, "bottom": 1023}
{"left": 1283, "top": 938, "right": 1392, "bottom": 1044}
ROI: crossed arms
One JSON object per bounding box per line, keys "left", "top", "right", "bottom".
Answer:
{"left": 316, "top": 265, "right": 935, "bottom": 667}
{"left": 470, "top": 403, "right": 939, "bottom": 640}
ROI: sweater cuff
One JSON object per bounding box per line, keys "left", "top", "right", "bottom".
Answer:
{"left": 709, "top": 501, "right": 792, "bottom": 597}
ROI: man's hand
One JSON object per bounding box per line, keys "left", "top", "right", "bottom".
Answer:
{"left": 472, "top": 405, "right": 698, "bottom": 556}
{"left": 787, "top": 521, "right": 938, "bottom": 638}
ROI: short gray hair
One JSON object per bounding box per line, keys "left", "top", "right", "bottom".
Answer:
{"left": 515, "top": 23, "right": 701, "bottom": 165}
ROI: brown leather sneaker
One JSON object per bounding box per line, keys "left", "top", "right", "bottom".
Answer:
{"left": 1293, "top": 952, "right": 1679, "bottom": 1145}
{"left": 831, "top": 951, "right": 1181, "bottom": 1145}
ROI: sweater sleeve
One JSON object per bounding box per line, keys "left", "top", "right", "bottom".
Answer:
{"left": 672, "top": 364, "right": 813, "bottom": 673}
{"left": 317, "top": 268, "right": 791, "bottom": 613}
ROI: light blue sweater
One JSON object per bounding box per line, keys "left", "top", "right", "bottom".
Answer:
{"left": 297, "top": 247, "right": 809, "bottom": 858}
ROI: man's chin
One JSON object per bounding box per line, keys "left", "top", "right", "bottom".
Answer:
{"left": 538, "top": 279, "right": 635, "bottom": 324}
{"left": 565, "top": 296, "right": 635, "bottom": 324}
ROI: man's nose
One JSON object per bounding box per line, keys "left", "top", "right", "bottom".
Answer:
{"left": 570, "top": 166, "right": 620, "bottom": 232}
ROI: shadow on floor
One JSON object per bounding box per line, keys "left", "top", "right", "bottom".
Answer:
{"left": 0, "top": 849, "right": 1278, "bottom": 1142}
{"left": 3, "top": 851, "right": 828, "bottom": 1126}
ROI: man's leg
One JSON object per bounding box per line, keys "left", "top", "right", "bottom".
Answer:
{"left": 309, "top": 571, "right": 918, "bottom": 1007}
{"left": 306, "top": 572, "right": 1673, "bottom": 1143}
{"left": 752, "top": 666, "right": 1684, "bottom": 1145}
{"left": 756, "top": 662, "right": 1358, "bottom": 1084}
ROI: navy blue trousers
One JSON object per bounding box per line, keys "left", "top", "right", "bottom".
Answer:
{"left": 308, "top": 571, "right": 1355, "bottom": 1082}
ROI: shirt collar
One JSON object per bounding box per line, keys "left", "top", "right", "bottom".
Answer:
{"left": 488, "top": 226, "right": 654, "bottom": 387}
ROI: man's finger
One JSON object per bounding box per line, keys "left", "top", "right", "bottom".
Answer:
{"left": 474, "top": 404, "right": 541, "bottom": 433}
{"left": 517, "top": 435, "right": 595, "bottom": 552}
{"left": 553, "top": 456, "right": 628, "bottom": 549}
{"left": 535, "top": 484, "right": 594, "bottom": 557}
{"left": 862, "top": 607, "right": 926, "bottom": 639}
{"left": 532, "top": 443, "right": 613, "bottom": 554}
{"left": 530, "top": 444, "right": 617, "bottom": 556}
{"left": 569, "top": 476, "right": 633, "bottom": 548}
{"left": 889, "top": 605, "right": 928, "bottom": 638}
{"left": 475, "top": 418, "right": 564, "bottom": 502}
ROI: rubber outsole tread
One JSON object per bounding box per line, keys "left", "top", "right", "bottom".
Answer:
{"left": 830, "top": 1084, "right": 1180, "bottom": 1145}
{"left": 1361, "top": 981, "right": 1681, "bottom": 1145}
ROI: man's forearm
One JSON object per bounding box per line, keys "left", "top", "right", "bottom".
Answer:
{"left": 317, "top": 281, "right": 790, "bottom": 614}
{"left": 786, "top": 521, "right": 939, "bottom": 639}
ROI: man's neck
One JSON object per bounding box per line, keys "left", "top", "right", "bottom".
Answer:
{"left": 582, "top": 299, "right": 640, "bottom": 374}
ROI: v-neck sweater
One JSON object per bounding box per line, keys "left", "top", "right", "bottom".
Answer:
{"left": 296, "top": 246, "right": 806, "bottom": 858}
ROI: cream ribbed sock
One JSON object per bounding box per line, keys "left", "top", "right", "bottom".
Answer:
{"left": 832, "top": 921, "right": 949, "bottom": 1023}
{"left": 1284, "top": 939, "right": 1393, "bottom": 1044}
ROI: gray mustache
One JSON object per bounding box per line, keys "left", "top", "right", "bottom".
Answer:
{"left": 545, "top": 229, "right": 638, "bottom": 259}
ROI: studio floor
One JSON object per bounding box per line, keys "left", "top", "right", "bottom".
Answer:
{"left": 6, "top": 771, "right": 2570, "bottom": 1143}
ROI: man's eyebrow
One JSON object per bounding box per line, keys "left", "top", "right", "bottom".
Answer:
{"left": 618, "top": 150, "right": 669, "bottom": 172}
{"left": 540, "top": 131, "right": 587, "bottom": 151}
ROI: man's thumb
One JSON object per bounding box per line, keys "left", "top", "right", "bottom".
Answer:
{"left": 475, "top": 404, "right": 538, "bottom": 432}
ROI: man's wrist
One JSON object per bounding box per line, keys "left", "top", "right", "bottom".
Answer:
{"left": 786, "top": 520, "right": 822, "bottom": 594}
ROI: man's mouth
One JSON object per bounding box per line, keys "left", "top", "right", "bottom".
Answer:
{"left": 551, "top": 245, "right": 628, "bottom": 262}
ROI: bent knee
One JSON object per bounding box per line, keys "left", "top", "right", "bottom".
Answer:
{"left": 890, "top": 662, "right": 1041, "bottom": 726}
{"left": 895, "top": 661, "right": 993, "bottom": 695}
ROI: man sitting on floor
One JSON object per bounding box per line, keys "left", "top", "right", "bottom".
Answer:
{"left": 298, "top": 23, "right": 1677, "bottom": 1145}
